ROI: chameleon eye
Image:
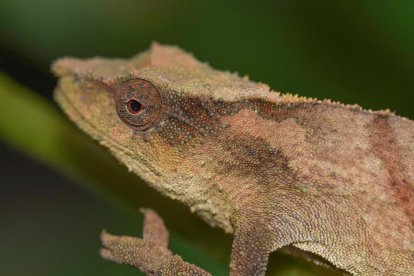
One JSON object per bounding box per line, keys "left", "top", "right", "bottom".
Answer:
{"left": 116, "top": 79, "right": 162, "bottom": 131}
{"left": 126, "top": 99, "right": 143, "bottom": 114}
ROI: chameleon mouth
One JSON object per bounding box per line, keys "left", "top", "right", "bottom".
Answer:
{"left": 53, "top": 77, "right": 136, "bottom": 159}
{"left": 54, "top": 76, "right": 161, "bottom": 182}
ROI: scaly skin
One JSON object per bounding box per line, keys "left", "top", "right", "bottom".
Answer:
{"left": 52, "top": 43, "right": 414, "bottom": 275}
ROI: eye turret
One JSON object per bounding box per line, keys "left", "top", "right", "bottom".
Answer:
{"left": 115, "top": 79, "right": 162, "bottom": 131}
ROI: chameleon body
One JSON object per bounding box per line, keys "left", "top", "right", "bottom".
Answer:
{"left": 52, "top": 43, "right": 414, "bottom": 275}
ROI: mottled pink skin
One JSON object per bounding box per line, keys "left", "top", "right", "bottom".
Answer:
{"left": 53, "top": 43, "right": 414, "bottom": 275}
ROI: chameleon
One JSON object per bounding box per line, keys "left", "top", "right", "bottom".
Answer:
{"left": 52, "top": 43, "right": 414, "bottom": 275}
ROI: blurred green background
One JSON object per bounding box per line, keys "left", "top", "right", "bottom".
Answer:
{"left": 0, "top": 1, "right": 413, "bottom": 275}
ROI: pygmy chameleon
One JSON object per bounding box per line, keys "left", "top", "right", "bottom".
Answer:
{"left": 52, "top": 43, "right": 414, "bottom": 275}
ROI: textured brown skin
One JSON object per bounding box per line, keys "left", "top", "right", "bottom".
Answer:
{"left": 101, "top": 209, "right": 211, "bottom": 275}
{"left": 52, "top": 43, "right": 414, "bottom": 275}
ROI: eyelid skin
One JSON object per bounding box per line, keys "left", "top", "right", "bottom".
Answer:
{"left": 115, "top": 79, "right": 162, "bottom": 131}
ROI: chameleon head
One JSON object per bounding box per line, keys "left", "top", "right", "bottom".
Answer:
{"left": 52, "top": 43, "right": 278, "bottom": 230}
{"left": 51, "top": 50, "right": 210, "bottom": 200}
{"left": 51, "top": 45, "right": 200, "bottom": 196}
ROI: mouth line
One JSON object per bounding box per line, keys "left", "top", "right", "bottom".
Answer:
{"left": 56, "top": 84, "right": 145, "bottom": 163}
{"left": 56, "top": 80, "right": 164, "bottom": 184}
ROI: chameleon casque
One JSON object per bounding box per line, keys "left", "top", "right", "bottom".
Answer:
{"left": 52, "top": 43, "right": 414, "bottom": 275}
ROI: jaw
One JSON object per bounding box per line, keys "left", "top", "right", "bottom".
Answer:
{"left": 54, "top": 76, "right": 152, "bottom": 171}
{"left": 54, "top": 75, "right": 164, "bottom": 186}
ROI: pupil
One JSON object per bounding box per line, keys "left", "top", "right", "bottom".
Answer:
{"left": 128, "top": 99, "right": 142, "bottom": 113}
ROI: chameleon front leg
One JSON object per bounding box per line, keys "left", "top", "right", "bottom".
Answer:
{"left": 228, "top": 213, "right": 279, "bottom": 276}
{"left": 100, "top": 208, "right": 211, "bottom": 275}
{"left": 229, "top": 230, "right": 270, "bottom": 276}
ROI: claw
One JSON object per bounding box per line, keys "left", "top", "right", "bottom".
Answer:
{"left": 100, "top": 248, "right": 114, "bottom": 261}
{"left": 99, "top": 208, "right": 211, "bottom": 275}
{"left": 101, "top": 230, "right": 116, "bottom": 247}
{"left": 140, "top": 208, "right": 169, "bottom": 247}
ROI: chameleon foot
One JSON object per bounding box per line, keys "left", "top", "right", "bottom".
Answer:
{"left": 100, "top": 208, "right": 211, "bottom": 276}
